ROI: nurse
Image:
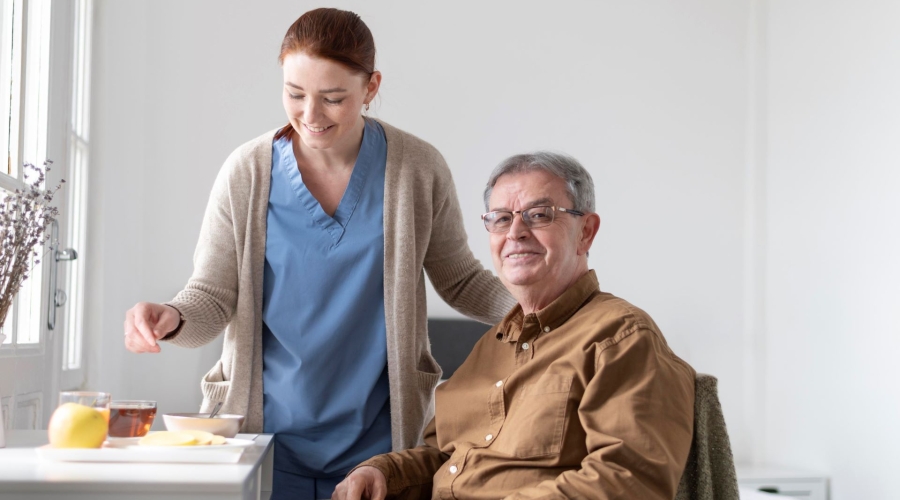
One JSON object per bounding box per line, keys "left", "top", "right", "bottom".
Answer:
{"left": 123, "top": 8, "right": 514, "bottom": 500}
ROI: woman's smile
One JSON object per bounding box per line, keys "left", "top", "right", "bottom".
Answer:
{"left": 303, "top": 123, "right": 334, "bottom": 135}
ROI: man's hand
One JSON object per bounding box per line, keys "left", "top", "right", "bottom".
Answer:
{"left": 124, "top": 302, "right": 181, "bottom": 353}
{"left": 332, "top": 466, "right": 387, "bottom": 500}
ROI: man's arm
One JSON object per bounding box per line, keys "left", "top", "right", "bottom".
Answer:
{"left": 505, "top": 328, "right": 695, "bottom": 500}
{"left": 336, "top": 419, "right": 448, "bottom": 500}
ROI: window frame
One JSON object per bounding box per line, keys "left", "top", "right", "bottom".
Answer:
{"left": 0, "top": 0, "right": 92, "bottom": 425}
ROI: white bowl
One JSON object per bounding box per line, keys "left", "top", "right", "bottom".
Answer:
{"left": 162, "top": 413, "right": 245, "bottom": 438}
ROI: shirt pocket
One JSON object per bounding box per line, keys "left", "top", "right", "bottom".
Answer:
{"left": 495, "top": 372, "right": 573, "bottom": 458}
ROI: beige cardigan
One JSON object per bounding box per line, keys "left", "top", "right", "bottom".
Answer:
{"left": 164, "top": 120, "right": 515, "bottom": 451}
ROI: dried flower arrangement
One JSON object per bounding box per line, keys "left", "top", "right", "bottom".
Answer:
{"left": 0, "top": 160, "right": 64, "bottom": 339}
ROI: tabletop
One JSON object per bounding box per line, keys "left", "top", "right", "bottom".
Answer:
{"left": 0, "top": 430, "right": 274, "bottom": 500}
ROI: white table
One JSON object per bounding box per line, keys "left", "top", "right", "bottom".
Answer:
{"left": 0, "top": 430, "right": 274, "bottom": 500}
{"left": 736, "top": 464, "right": 828, "bottom": 500}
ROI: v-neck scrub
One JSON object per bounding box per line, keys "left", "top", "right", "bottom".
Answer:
{"left": 262, "top": 119, "right": 390, "bottom": 477}
{"left": 163, "top": 118, "right": 517, "bottom": 462}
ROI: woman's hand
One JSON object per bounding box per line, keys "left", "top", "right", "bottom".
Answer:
{"left": 124, "top": 302, "right": 181, "bottom": 353}
{"left": 332, "top": 466, "right": 387, "bottom": 500}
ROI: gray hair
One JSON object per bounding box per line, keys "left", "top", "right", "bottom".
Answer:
{"left": 483, "top": 151, "right": 595, "bottom": 212}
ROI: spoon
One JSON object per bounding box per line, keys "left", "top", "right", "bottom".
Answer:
{"left": 208, "top": 401, "right": 224, "bottom": 419}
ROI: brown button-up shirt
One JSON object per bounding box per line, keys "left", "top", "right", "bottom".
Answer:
{"left": 359, "top": 271, "right": 695, "bottom": 499}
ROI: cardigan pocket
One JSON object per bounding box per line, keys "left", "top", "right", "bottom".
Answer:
{"left": 415, "top": 351, "right": 443, "bottom": 391}
{"left": 200, "top": 359, "right": 231, "bottom": 406}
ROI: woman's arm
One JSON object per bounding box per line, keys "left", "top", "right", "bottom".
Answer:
{"left": 424, "top": 166, "right": 516, "bottom": 325}
{"left": 161, "top": 161, "right": 242, "bottom": 348}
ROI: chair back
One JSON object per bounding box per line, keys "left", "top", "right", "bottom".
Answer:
{"left": 674, "top": 373, "right": 740, "bottom": 500}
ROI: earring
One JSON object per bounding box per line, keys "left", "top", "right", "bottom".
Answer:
{"left": 364, "top": 103, "right": 370, "bottom": 112}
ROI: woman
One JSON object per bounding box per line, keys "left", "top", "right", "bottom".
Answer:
{"left": 123, "top": 8, "right": 513, "bottom": 499}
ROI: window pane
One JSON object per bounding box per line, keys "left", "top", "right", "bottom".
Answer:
{"left": 1, "top": 0, "right": 20, "bottom": 176}
{"left": 0, "top": 0, "right": 15, "bottom": 343}
{"left": 71, "top": 0, "right": 91, "bottom": 141}
{"left": 11, "top": 0, "right": 51, "bottom": 346}
{"left": 22, "top": 0, "right": 49, "bottom": 172}
{"left": 14, "top": 257, "right": 41, "bottom": 345}
{"left": 64, "top": 141, "right": 88, "bottom": 370}
{"left": 63, "top": 0, "right": 93, "bottom": 372}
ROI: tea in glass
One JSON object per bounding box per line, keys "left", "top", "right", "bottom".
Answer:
{"left": 108, "top": 400, "right": 157, "bottom": 438}
{"left": 59, "top": 391, "right": 111, "bottom": 423}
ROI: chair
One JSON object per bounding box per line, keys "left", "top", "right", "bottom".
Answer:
{"left": 674, "top": 373, "right": 740, "bottom": 500}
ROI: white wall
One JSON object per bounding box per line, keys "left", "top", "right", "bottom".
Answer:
{"left": 764, "top": 1, "right": 900, "bottom": 498}
{"left": 86, "top": 0, "right": 754, "bottom": 462}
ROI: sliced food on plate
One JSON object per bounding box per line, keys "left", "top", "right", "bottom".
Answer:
{"left": 138, "top": 430, "right": 227, "bottom": 447}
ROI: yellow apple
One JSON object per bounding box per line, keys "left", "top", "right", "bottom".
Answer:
{"left": 48, "top": 403, "right": 108, "bottom": 448}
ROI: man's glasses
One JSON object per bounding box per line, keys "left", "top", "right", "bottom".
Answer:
{"left": 481, "top": 206, "right": 585, "bottom": 233}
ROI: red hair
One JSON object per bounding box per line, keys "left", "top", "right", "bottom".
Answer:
{"left": 274, "top": 8, "right": 376, "bottom": 141}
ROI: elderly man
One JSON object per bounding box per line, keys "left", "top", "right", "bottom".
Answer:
{"left": 333, "top": 152, "right": 695, "bottom": 500}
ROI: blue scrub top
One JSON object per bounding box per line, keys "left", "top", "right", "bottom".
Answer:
{"left": 262, "top": 119, "right": 391, "bottom": 478}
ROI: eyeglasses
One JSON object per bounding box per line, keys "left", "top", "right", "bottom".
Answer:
{"left": 481, "top": 206, "right": 585, "bottom": 233}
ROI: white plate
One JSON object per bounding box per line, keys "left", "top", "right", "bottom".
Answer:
{"left": 36, "top": 438, "right": 255, "bottom": 464}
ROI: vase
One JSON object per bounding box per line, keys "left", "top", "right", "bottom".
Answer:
{"left": 0, "top": 326, "right": 5, "bottom": 447}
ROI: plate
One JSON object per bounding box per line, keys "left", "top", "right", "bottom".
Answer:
{"left": 36, "top": 438, "right": 255, "bottom": 464}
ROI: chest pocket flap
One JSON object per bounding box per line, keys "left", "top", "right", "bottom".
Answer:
{"left": 495, "top": 372, "right": 574, "bottom": 458}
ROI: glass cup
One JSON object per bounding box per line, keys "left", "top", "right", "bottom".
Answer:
{"left": 58, "top": 391, "right": 111, "bottom": 423}
{"left": 108, "top": 400, "right": 157, "bottom": 438}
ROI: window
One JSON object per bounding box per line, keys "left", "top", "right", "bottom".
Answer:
{"left": 0, "top": 0, "right": 92, "bottom": 429}
{"left": 0, "top": 0, "right": 51, "bottom": 350}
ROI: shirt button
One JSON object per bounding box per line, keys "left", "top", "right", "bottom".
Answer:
{"left": 495, "top": 380, "right": 503, "bottom": 387}
{"left": 485, "top": 434, "right": 493, "bottom": 441}
{"left": 543, "top": 326, "right": 550, "bottom": 332}
{"left": 449, "top": 465, "right": 458, "bottom": 474}
{"left": 522, "top": 342, "right": 530, "bottom": 350}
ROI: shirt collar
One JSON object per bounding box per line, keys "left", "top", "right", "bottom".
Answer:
{"left": 494, "top": 270, "right": 600, "bottom": 343}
